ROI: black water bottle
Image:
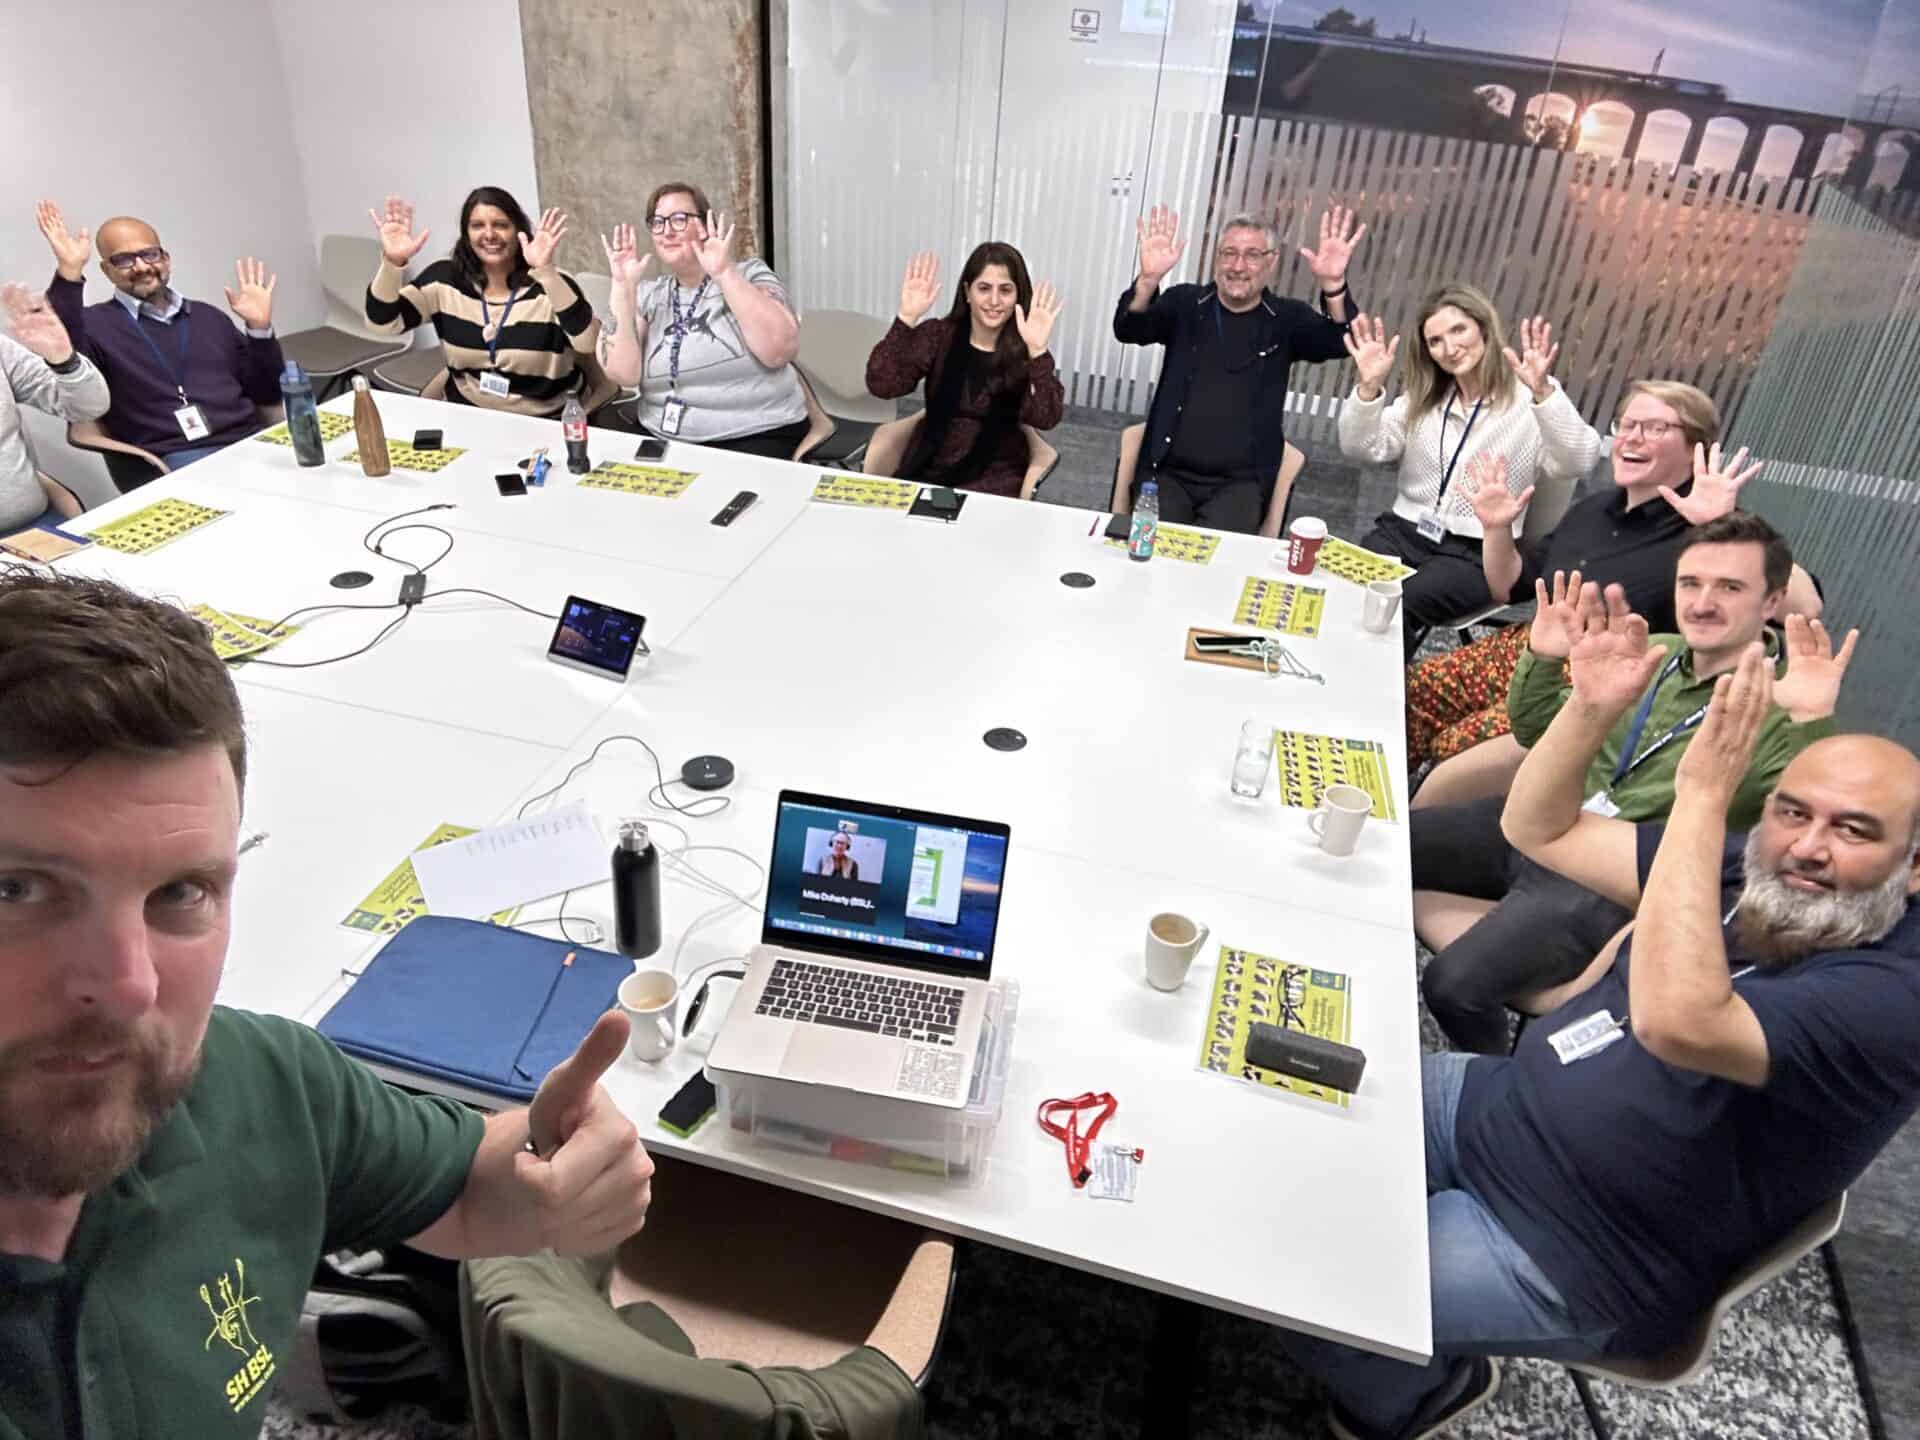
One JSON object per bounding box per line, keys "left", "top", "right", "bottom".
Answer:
{"left": 613, "top": 820, "right": 662, "bottom": 959}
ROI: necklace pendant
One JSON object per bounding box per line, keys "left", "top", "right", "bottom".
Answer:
{"left": 482, "top": 322, "right": 499, "bottom": 342}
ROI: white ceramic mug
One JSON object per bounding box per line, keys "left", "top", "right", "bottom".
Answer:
{"left": 1361, "top": 578, "right": 1403, "bottom": 634}
{"left": 1307, "top": 784, "right": 1373, "bottom": 857}
{"left": 1145, "top": 912, "right": 1211, "bottom": 991}
{"left": 619, "top": 969, "right": 679, "bottom": 1063}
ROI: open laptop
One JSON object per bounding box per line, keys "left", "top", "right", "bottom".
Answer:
{"left": 705, "top": 790, "right": 1011, "bottom": 1108}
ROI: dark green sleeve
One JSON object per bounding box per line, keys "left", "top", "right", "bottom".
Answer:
{"left": 1728, "top": 710, "right": 1838, "bottom": 829}
{"left": 1506, "top": 646, "right": 1570, "bottom": 748}
{"left": 280, "top": 1020, "right": 485, "bottom": 1252}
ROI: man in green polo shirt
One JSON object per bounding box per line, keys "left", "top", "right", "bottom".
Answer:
{"left": 0, "top": 570, "right": 656, "bottom": 1439}
{"left": 1410, "top": 511, "right": 1859, "bottom": 1052}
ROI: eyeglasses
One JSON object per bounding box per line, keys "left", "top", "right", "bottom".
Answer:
{"left": 1611, "top": 418, "right": 1681, "bottom": 440}
{"left": 647, "top": 212, "right": 698, "bottom": 234}
{"left": 106, "top": 247, "right": 168, "bottom": 271}
{"left": 1217, "top": 248, "right": 1272, "bottom": 265}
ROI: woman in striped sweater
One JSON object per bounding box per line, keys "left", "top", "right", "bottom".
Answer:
{"left": 1337, "top": 283, "right": 1602, "bottom": 657}
{"left": 365, "top": 186, "right": 599, "bottom": 416}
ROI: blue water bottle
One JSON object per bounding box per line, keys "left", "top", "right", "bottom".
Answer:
{"left": 279, "top": 362, "right": 325, "bottom": 467}
{"left": 1129, "top": 479, "right": 1160, "bottom": 562}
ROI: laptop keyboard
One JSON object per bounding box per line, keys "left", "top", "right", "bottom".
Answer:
{"left": 755, "top": 958, "right": 964, "bottom": 1046}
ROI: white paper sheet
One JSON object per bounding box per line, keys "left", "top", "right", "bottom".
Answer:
{"left": 412, "top": 801, "right": 608, "bottom": 920}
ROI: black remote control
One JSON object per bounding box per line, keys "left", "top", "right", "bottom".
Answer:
{"left": 712, "top": 490, "right": 758, "bottom": 526}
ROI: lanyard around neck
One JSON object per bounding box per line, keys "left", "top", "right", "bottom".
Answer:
{"left": 479, "top": 285, "right": 525, "bottom": 364}
{"left": 123, "top": 303, "right": 194, "bottom": 403}
{"left": 1433, "top": 388, "right": 1485, "bottom": 508}
{"left": 667, "top": 277, "right": 710, "bottom": 388}
{"left": 1611, "top": 653, "right": 1707, "bottom": 788}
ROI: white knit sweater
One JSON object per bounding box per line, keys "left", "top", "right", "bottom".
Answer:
{"left": 1336, "top": 376, "right": 1601, "bottom": 540}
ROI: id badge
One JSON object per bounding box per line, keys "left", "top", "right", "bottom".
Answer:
{"left": 1549, "top": 1010, "right": 1627, "bottom": 1064}
{"left": 477, "top": 370, "right": 513, "bottom": 399}
{"left": 173, "top": 403, "right": 211, "bottom": 441}
{"left": 661, "top": 397, "right": 686, "bottom": 436}
{"left": 1416, "top": 509, "right": 1446, "bottom": 543}
{"left": 1582, "top": 790, "right": 1622, "bottom": 817}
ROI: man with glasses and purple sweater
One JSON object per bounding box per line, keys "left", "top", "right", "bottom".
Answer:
{"left": 34, "top": 201, "right": 284, "bottom": 484}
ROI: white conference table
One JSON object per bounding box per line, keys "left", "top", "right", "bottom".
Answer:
{"left": 56, "top": 395, "right": 1431, "bottom": 1363}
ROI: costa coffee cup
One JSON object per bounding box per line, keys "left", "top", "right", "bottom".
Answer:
{"left": 1286, "top": 516, "right": 1328, "bottom": 575}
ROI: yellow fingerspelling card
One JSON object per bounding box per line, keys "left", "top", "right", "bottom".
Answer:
{"left": 812, "top": 473, "right": 917, "bottom": 510}
{"left": 87, "top": 499, "right": 230, "bottom": 556}
{"left": 256, "top": 413, "right": 353, "bottom": 445}
{"left": 1234, "top": 577, "right": 1326, "bottom": 635}
{"left": 1103, "top": 524, "right": 1219, "bottom": 565}
{"left": 340, "top": 823, "right": 519, "bottom": 934}
{"left": 187, "top": 604, "right": 299, "bottom": 662}
{"left": 579, "top": 462, "right": 698, "bottom": 498}
{"left": 1197, "top": 947, "right": 1354, "bottom": 1109}
{"left": 343, "top": 442, "right": 466, "bottom": 472}
{"left": 1312, "top": 536, "right": 1415, "bottom": 586}
{"left": 1272, "top": 731, "right": 1398, "bottom": 822}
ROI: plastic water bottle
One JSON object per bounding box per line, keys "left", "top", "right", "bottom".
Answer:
{"left": 279, "top": 362, "right": 325, "bottom": 467}
{"left": 563, "top": 396, "right": 590, "bottom": 474}
{"left": 1128, "top": 479, "right": 1160, "bottom": 562}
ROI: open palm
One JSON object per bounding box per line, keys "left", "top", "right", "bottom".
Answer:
{"left": 1459, "top": 452, "right": 1532, "bottom": 531}
{"left": 1015, "top": 280, "right": 1062, "bottom": 356}
{"left": 1771, "top": 614, "right": 1859, "bottom": 721}
{"left": 897, "top": 251, "right": 941, "bottom": 325}
{"left": 1297, "top": 203, "right": 1367, "bottom": 287}
{"left": 1137, "top": 205, "right": 1186, "bottom": 284}
{"left": 1342, "top": 313, "right": 1399, "bottom": 391}
{"left": 369, "top": 194, "right": 431, "bottom": 269}
{"left": 1, "top": 282, "right": 74, "bottom": 362}
{"left": 600, "top": 223, "right": 652, "bottom": 289}
{"left": 1663, "top": 441, "right": 1762, "bottom": 524}
{"left": 1567, "top": 585, "right": 1667, "bottom": 717}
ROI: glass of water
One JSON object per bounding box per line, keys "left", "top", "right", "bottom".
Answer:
{"left": 1230, "top": 719, "right": 1274, "bottom": 798}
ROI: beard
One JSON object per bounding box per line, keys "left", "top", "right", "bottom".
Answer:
{"left": 0, "top": 1015, "right": 201, "bottom": 1197}
{"left": 1732, "top": 831, "right": 1916, "bottom": 970}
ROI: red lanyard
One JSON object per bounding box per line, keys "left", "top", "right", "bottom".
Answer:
{"left": 1037, "top": 1092, "right": 1117, "bottom": 1188}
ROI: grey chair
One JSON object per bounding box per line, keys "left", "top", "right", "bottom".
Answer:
{"left": 1565, "top": 1193, "right": 1847, "bottom": 1438}
{"left": 793, "top": 308, "right": 898, "bottom": 466}
{"left": 370, "top": 346, "right": 449, "bottom": 397}
{"left": 66, "top": 402, "right": 285, "bottom": 495}
{"left": 277, "top": 235, "right": 410, "bottom": 400}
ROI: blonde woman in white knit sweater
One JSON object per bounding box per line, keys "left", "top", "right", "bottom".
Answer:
{"left": 1338, "top": 283, "right": 1601, "bottom": 657}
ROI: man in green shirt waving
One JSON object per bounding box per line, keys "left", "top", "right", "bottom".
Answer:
{"left": 1411, "top": 511, "right": 1859, "bottom": 1053}
{"left": 0, "top": 570, "right": 656, "bottom": 1439}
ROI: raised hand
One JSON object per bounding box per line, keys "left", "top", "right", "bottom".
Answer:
{"left": 35, "top": 200, "right": 92, "bottom": 283}
{"left": 1662, "top": 441, "right": 1763, "bottom": 524}
{"left": 1, "top": 282, "right": 75, "bottom": 363}
{"left": 1527, "top": 568, "right": 1586, "bottom": 661}
{"left": 1673, "top": 643, "right": 1774, "bottom": 808}
{"left": 599, "top": 223, "right": 652, "bottom": 290}
{"left": 1136, "top": 204, "right": 1186, "bottom": 286}
{"left": 369, "top": 194, "right": 431, "bottom": 269}
{"left": 1342, "top": 312, "right": 1399, "bottom": 396}
{"left": 520, "top": 207, "right": 569, "bottom": 270}
{"left": 1771, "top": 613, "right": 1859, "bottom": 723}
{"left": 1298, "top": 203, "right": 1367, "bottom": 288}
{"left": 1567, "top": 582, "right": 1669, "bottom": 720}
{"left": 223, "top": 257, "right": 277, "bottom": 331}
{"left": 1501, "top": 315, "right": 1560, "bottom": 402}
{"left": 897, "top": 251, "right": 941, "bottom": 326}
{"left": 1459, "top": 452, "right": 1533, "bottom": 532}
{"left": 690, "top": 210, "right": 735, "bottom": 279}
{"left": 1015, "top": 280, "right": 1062, "bottom": 357}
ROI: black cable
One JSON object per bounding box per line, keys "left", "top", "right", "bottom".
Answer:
{"left": 373, "top": 523, "right": 455, "bottom": 574}
{"left": 363, "top": 504, "right": 458, "bottom": 575}
{"left": 422, "top": 587, "right": 562, "bottom": 622}
{"left": 244, "top": 608, "right": 413, "bottom": 669}
{"left": 516, "top": 734, "right": 730, "bottom": 821}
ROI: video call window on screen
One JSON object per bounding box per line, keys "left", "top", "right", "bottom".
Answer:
{"left": 546, "top": 595, "right": 646, "bottom": 679}
{"left": 768, "top": 801, "right": 1008, "bottom": 966}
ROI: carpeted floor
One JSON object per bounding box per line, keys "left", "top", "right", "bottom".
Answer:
{"left": 260, "top": 416, "right": 1902, "bottom": 1439}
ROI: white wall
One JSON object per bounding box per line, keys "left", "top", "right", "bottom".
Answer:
{"left": 269, "top": 0, "right": 541, "bottom": 313}
{"left": 0, "top": 0, "right": 325, "bottom": 500}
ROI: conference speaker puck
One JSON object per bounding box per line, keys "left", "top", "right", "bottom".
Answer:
{"left": 330, "top": 570, "right": 375, "bottom": 589}
{"left": 983, "top": 727, "right": 1028, "bottom": 752}
{"left": 681, "top": 755, "right": 735, "bottom": 791}
{"left": 1060, "top": 571, "right": 1096, "bottom": 588}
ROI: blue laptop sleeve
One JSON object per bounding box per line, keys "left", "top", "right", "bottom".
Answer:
{"left": 316, "top": 915, "right": 628, "bottom": 1102}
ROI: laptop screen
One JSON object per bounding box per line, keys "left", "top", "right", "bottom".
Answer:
{"left": 762, "top": 791, "right": 1011, "bottom": 977}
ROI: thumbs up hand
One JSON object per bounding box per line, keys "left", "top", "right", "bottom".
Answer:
{"left": 517, "top": 1011, "right": 655, "bottom": 1255}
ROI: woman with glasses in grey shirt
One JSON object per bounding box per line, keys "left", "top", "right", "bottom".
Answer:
{"left": 600, "top": 181, "right": 810, "bottom": 458}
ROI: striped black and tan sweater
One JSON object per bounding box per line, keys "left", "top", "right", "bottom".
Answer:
{"left": 365, "top": 258, "right": 598, "bottom": 416}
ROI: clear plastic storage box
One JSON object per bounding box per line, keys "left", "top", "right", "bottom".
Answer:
{"left": 713, "top": 978, "right": 1018, "bottom": 1184}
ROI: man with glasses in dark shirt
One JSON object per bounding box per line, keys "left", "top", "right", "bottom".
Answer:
{"left": 35, "top": 201, "right": 284, "bottom": 482}
{"left": 1113, "top": 204, "right": 1363, "bottom": 534}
